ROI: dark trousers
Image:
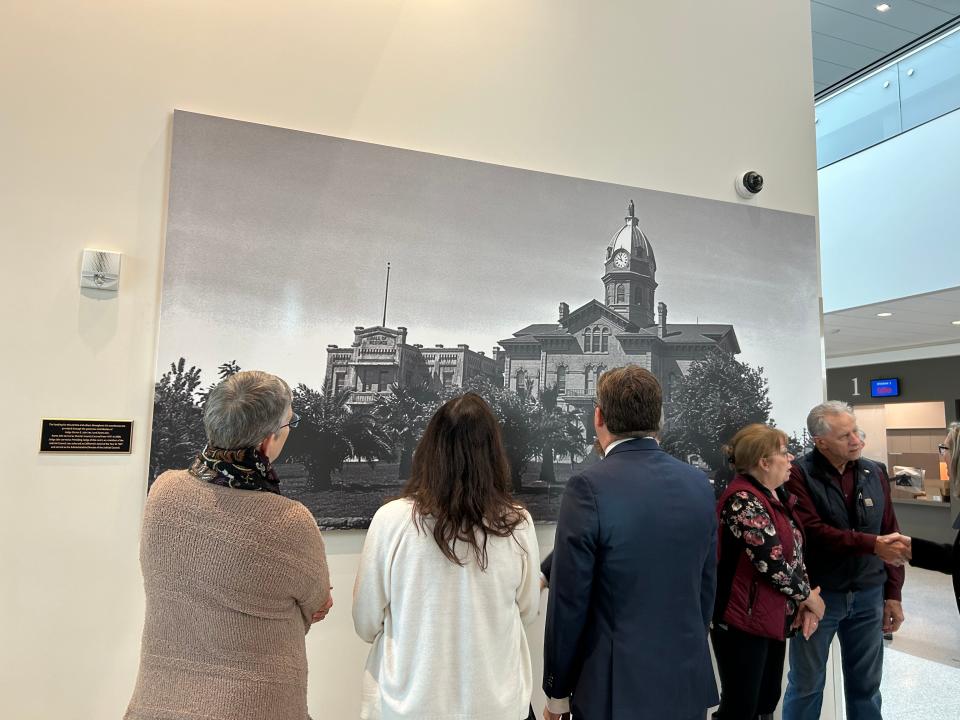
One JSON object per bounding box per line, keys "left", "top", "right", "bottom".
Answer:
{"left": 910, "top": 532, "right": 960, "bottom": 616}
{"left": 711, "top": 624, "right": 786, "bottom": 720}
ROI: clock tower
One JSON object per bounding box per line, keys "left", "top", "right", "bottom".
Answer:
{"left": 602, "top": 200, "right": 657, "bottom": 326}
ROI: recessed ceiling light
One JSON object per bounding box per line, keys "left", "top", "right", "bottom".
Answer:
{"left": 953, "top": 320, "right": 960, "bottom": 326}
{"left": 876, "top": 312, "right": 893, "bottom": 317}
{"left": 876, "top": 3, "right": 891, "bottom": 12}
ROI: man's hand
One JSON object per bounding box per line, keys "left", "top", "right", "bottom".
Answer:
{"left": 543, "top": 709, "right": 570, "bottom": 720}
{"left": 875, "top": 533, "right": 912, "bottom": 566}
{"left": 311, "top": 591, "right": 334, "bottom": 623}
{"left": 882, "top": 599, "right": 904, "bottom": 634}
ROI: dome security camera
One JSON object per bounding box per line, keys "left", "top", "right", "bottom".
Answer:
{"left": 734, "top": 171, "right": 764, "bottom": 199}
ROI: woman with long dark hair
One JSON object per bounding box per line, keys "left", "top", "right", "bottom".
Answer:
{"left": 353, "top": 393, "right": 540, "bottom": 720}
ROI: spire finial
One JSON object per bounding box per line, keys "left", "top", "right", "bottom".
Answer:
{"left": 627, "top": 199, "right": 635, "bottom": 218}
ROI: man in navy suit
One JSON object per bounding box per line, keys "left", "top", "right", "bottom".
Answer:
{"left": 542, "top": 365, "right": 718, "bottom": 720}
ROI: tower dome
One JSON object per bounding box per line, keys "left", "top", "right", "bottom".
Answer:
{"left": 606, "top": 200, "right": 656, "bottom": 270}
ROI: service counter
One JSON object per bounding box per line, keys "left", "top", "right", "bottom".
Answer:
{"left": 892, "top": 497, "right": 957, "bottom": 545}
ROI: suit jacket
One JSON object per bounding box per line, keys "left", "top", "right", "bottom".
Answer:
{"left": 909, "top": 535, "right": 960, "bottom": 616}
{"left": 542, "top": 437, "right": 719, "bottom": 720}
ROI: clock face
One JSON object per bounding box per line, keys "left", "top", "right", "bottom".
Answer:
{"left": 613, "top": 250, "right": 629, "bottom": 268}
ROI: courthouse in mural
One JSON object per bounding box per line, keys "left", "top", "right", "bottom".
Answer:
{"left": 324, "top": 325, "right": 500, "bottom": 407}
{"left": 499, "top": 201, "right": 740, "bottom": 425}
{"left": 324, "top": 201, "right": 741, "bottom": 429}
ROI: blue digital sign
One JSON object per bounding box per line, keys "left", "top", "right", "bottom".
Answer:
{"left": 870, "top": 378, "right": 900, "bottom": 398}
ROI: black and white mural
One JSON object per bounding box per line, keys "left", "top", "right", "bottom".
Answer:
{"left": 150, "top": 110, "right": 822, "bottom": 528}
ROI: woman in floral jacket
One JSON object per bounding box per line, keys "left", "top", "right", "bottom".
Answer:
{"left": 711, "top": 424, "right": 826, "bottom": 720}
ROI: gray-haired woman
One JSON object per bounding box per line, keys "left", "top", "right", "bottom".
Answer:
{"left": 126, "top": 370, "right": 332, "bottom": 720}
{"left": 909, "top": 421, "right": 960, "bottom": 616}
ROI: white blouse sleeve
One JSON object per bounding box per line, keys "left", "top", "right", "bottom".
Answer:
{"left": 516, "top": 510, "right": 541, "bottom": 626}
{"left": 352, "top": 503, "right": 396, "bottom": 643}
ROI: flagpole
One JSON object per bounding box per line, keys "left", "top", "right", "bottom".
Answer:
{"left": 381, "top": 262, "right": 391, "bottom": 327}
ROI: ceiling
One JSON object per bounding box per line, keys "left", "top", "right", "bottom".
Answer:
{"left": 811, "top": 0, "right": 960, "bottom": 94}
{"left": 823, "top": 286, "right": 960, "bottom": 358}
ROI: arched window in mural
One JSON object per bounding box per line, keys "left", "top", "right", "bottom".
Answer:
{"left": 516, "top": 369, "right": 526, "bottom": 394}
{"left": 556, "top": 366, "right": 566, "bottom": 393}
{"left": 601, "top": 327, "right": 610, "bottom": 352}
{"left": 583, "top": 328, "right": 593, "bottom": 353}
{"left": 615, "top": 284, "right": 625, "bottom": 303}
{"left": 585, "top": 366, "right": 596, "bottom": 394}
{"left": 606, "top": 284, "right": 614, "bottom": 305}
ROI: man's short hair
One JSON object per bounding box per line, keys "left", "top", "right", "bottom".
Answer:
{"left": 596, "top": 365, "right": 662, "bottom": 437}
{"left": 203, "top": 370, "right": 291, "bottom": 449}
{"left": 806, "top": 400, "right": 854, "bottom": 438}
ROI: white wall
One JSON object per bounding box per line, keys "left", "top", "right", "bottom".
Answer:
{"left": 818, "top": 106, "right": 960, "bottom": 313}
{"left": 0, "top": 2, "right": 820, "bottom": 718}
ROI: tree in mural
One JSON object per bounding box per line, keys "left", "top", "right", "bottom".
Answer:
{"left": 373, "top": 381, "right": 442, "bottom": 480}
{"left": 284, "top": 384, "right": 393, "bottom": 491}
{"left": 196, "top": 360, "right": 242, "bottom": 405}
{"left": 217, "top": 360, "right": 242, "bottom": 379}
{"left": 150, "top": 358, "right": 205, "bottom": 481}
{"left": 787, "top": 429, "right": 813, "bottom": 457}
{"left": 537, "top": 384, "right": 587, "bottom": 483}
{"left": 661, "top": 348, "right": 773, "bottom": 471}
{"left": 453, "top": 377, "right": 543, "bottom": 493}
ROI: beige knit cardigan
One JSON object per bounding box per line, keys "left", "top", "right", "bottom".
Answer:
{"left": 125, "top": 470, "right": 331, "bottom": 720}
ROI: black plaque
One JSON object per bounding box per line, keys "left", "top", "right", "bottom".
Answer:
{"left": 39, "top": 419, "right": 133, "bottom": 454}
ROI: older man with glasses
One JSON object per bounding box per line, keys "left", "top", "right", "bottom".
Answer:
{"left": 782, "top": 401, "right": 910, "bottom": 720}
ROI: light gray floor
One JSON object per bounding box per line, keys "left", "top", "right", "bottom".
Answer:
{"left": 709, "top": 567, "right": 959, "bottom": 719}
{"left": 871, "top": 567, "right": 960, "bottom": 719}
{"left": 891, "top": 566, "right": 960, "bottom": 668}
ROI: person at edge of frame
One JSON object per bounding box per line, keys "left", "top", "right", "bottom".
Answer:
{"left": 907, "top": 421, "right": 960, "bottom": 617}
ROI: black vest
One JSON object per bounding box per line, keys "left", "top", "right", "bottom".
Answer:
{"left": 794, "top": 452, "right": 887, "bottom": 592}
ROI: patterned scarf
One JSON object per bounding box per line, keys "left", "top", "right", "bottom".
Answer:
{"left": 190, "top": 445, "right": 282, "bottom": 495}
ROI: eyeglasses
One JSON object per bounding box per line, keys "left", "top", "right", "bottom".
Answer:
{"left": 278, "top": 412, "right": 300, "bottom": 431}
{"left": 938, "top": 444, "right": 950, "bottom": 455}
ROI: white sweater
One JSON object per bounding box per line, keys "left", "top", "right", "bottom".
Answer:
{"left": 353, "top": 498, "right": 540, "bottom": 720}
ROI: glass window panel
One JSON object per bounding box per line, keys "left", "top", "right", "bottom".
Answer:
{"left": 816, "top": 67, "right": 901, "bottom": 168}
{"left": 899, "top": 33, "right": 960, "bottom": 132}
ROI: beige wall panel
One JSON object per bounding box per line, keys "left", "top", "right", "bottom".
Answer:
{"left": 885, "top": 401, "right": 947, "bottom": 430}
